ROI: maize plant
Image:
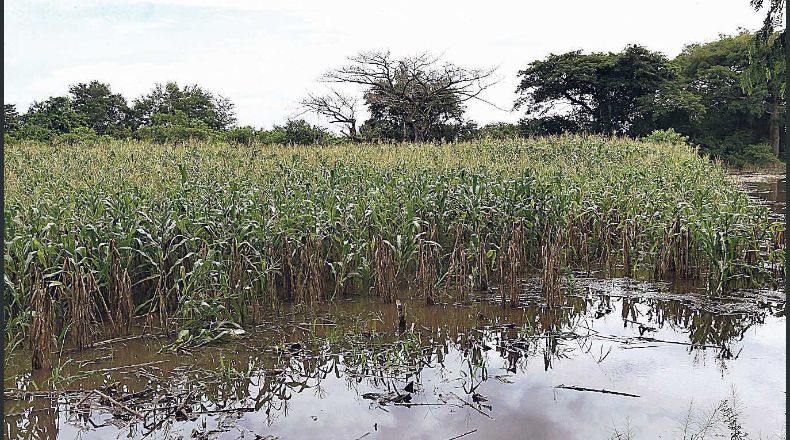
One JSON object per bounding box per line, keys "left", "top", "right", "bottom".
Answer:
{"left": 4, "top": 136, "right": 783, "bottom": 362}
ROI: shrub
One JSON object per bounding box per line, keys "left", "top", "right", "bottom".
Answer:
{"left": 726, "top": 143, "right": 781, "bottom": 168}
{"left": 644, "top": 128, "right": 689, "bottom": 145}
{"left": 54, "top": 126, "right": 99, "bottom": 146}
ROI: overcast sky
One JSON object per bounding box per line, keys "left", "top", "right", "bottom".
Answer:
{"left": 4, "top": 0, "right": 767, "bottom": 130}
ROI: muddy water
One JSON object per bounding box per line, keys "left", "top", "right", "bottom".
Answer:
{"left": 736, "top": 173, "right": 786, "bottom": 215}
{"left": 5, "top": 176, "right": 786, "bottom": 440}
{"left": 5, "top": 281, "right": 785, "bottom": 439}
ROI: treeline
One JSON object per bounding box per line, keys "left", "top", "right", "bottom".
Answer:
{"left": 510, "top": 31, "right": 785, "bottom": 167}
{"left": 2, "top": 82, "right": 337, "bottom": 146}
{"left": 3, "top": 31, "right": 785, "bottom": 166}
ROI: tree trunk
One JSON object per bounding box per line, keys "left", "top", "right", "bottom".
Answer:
{"left": 349, "top": 121, "right": 358, "bottom": 142}
{"left": 414, "top": 129, "right": 425, "bottom": 143}
{"left": 769, "top": 83, "right": 781, "bottom": 157}
{"left": 413, "top": 121, "right": 429, "bottom": 143}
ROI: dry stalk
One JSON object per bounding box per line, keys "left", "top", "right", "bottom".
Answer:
{"left": 373, "top": 235, "right": 396, "bottom": 303}
{"left": 109, "top": 240, "right": 133, "bottom": 336}
{"left": 30, "top": 267, "right": 53, "bottom": 371}
{"left": 416, "top": 225, "right": 440, "bottom": 305}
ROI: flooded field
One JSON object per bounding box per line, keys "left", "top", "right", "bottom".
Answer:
{"left": 733, "top": 172, "right": 786, "bottom": 214}
{"left": 5, "top": 278, "right": 786, "bottom": 440}
{"left": 5, "top": 174, "right": 785, "bottom": 440}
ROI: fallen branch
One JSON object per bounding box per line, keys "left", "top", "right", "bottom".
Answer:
{"left": 82, "top": 360, "right": 165, "bottom": 375}
{"left": 554, "top": 384, "right": 639, "bottom": 398}
{"left": 393, "top": 402, "right": 450, "bottom": 407}
{"left": 447, "top": 429, "right": 478, "bottom": 440}
{"left": 93, "top": 390, "right": 145, "bottom": 418}
{"left": 449, "top": 392, "right": 494, "bottom": 420}
{"left": 4, "top": 389, "right": 87, "bottom": 399}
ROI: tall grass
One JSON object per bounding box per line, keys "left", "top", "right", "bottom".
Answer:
{"left": 4, "top": 136, "right": 784, "bottom": 362}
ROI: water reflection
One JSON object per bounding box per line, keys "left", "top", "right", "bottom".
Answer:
{"left": 740, "top": 175, "right": 786, "bottom": 215}
{"left": 5, "top": 274, "right": 784, "bottom": 439}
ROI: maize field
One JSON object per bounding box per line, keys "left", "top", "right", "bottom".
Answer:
{"left": 3, "top": 136, "right": 784, "bottom": 366}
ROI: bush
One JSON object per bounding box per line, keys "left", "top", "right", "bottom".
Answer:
{"left": 16, "top": 124, "right": 56, "bottom": 143}
{"left": 726, "top": 143, "right": 781, "bottom": 168}
{"left": 644, "top": 128, "right": 689, "bottom": 145}
{"left": 54, "top": 126, "right": 99, "bottom": 146}
{"left": 478, "top": 122, "right": 524, "bottom": 139}
{"left": 256, "top": 127, "right": 287, "bottom": 144}
{"left": 224, "top": 126, "right": 258, "bottom": 145}
{"left": 3, "top": 132, "right": 19, "bottom": 145}
{"left": 136, "top": 111, "right": 219, "bottom": 144}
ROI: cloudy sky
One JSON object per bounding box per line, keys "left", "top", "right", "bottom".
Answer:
{"left": 4, "top": 0, "right": 766, "bottom": 130}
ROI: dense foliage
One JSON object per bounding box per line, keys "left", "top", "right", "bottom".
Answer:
{"left": 514, "top": 32, "right": 786, "bottom": 165}
{"left": 3, "top": 82, "right": 337, "bottom": 147}
{"left": 5, "top": 137, "right": 784, "bottom": 356}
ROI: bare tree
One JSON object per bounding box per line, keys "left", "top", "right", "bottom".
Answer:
{"left": 299, "top": 89, "right": 361, "bottom": 141}
{"left": 320, "top": 50, "right": 498, "bottom": 142}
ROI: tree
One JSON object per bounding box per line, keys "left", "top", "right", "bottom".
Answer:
{"left": 674, "top": 32, "right": 781, "bottom": 158}
{"left": 478, "top": 122, "right": 524, "bottom": 139}
{"left": 4, "top": 104, "right": 20, "bottom": 133}
{"left": 69, "top": 81, "right": 131, "bottom": 137}
{"left": 276, "top": 119, "right": 334, "bottom": 145}
{"left": 636, "top": 75, "right": 706, "bottom": 136}
{"left": 742, "top": 33, "right": 785, "bottom": 156}
{"left": 299, "top": 89, "right": 360, "bottom": 141}
{"left": 751, "top": 0, "right": 785, "bottom": 41}
{"left": 136, "top": 109, "right": 217, "bottom": 144}
{"left": 520, "top": 115, "right": 584, "bottom": 136}
{"left": 323, "top": 51, "right": 498, "bottom": 142}
{"left": 745, "top": 0, "right": 786, "bottom": 156}
{"left": 22, "top": 96, "right": 82, "bottom": 140}
{"left": 514, "top": 45, "right": 674, "bottom": 136}
{"left": 131, "top": 82, "right": 236, "bottom": 131}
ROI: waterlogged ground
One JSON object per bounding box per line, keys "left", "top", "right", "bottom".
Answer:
{"left": 734, "top": 172, "right": 786, "bottom": 214}
{"left": 4, "top": 277, "right": 786, "bottom": 440}
{"left": 4, "top": 174, "right": 786, "bottom": 440}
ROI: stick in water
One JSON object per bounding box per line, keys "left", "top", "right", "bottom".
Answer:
{"left": 554, "top": 384, "right": 640, "bottom": 398}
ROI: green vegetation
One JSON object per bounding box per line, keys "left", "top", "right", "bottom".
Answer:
{"left": 3, "top": 81, "right": 337, "bottom": 147}
{"left": 5, "top": 137, "right": 784, "bottom": 365}
{"left": 4, "top": 31, "right": 785, "bottom": 166}
{"left": 514, "top": 32, "right": 786, "bottom": 165}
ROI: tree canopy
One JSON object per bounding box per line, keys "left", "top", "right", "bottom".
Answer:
{"left": 69, "top": 81, "right": 130, "bottom": 137}
{"left": 310, "top": 51, "right": 498, "bottom": 142}
{"left": 3, "top": 27, "right": 785, "bottom": 165}
{"left": 131, "top": 82, "right": 236, "bottom": 132}
{"left": 515, "top": 45, "right": 674, "bottom": 136}
{"left": 513, "top": 32, "right": 785, "bottom": 164}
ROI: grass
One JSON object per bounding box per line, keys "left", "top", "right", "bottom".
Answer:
{"left": 3, "top": 135, "right": 784, "bottom": 364}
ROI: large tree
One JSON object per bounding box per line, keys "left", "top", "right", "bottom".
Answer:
{"left": 321, "top": 51, "right": 497, "bottom": 142}
{"left": 23, "top": 96, "right": 82, "bottom": 135}
{"left": 751, "top": 0, "right": 785, "bottom": 41}
{"left": 745, "top": 0, "right": 786, "bottom": 156}
{"left": 514, "top": 45, "right": 674, "bottom": 136}
{"left": 131, "top": 82, "right": 236, "bottom": 132}
{"left": 674, "top": 32, "right": 782, "bottom": 158}
{"left": 69, "top": 81, "right": 131, "bottom": 137}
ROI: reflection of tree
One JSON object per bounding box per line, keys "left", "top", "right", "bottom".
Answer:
{"left": 9, "top": 288, "right": 778, "bottom": 437}
{"left": 7, "top": 395, "right": 58, "bottom": 440}
{"left": 626, "top": 295, "right": 769, "bottom": 359}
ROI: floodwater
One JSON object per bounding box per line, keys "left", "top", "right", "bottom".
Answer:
{"left": 4, "top": 176, "right": 786, "bottom": 440}
{"left": 736, "top": 173, "right": 786, "bottom": 215}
